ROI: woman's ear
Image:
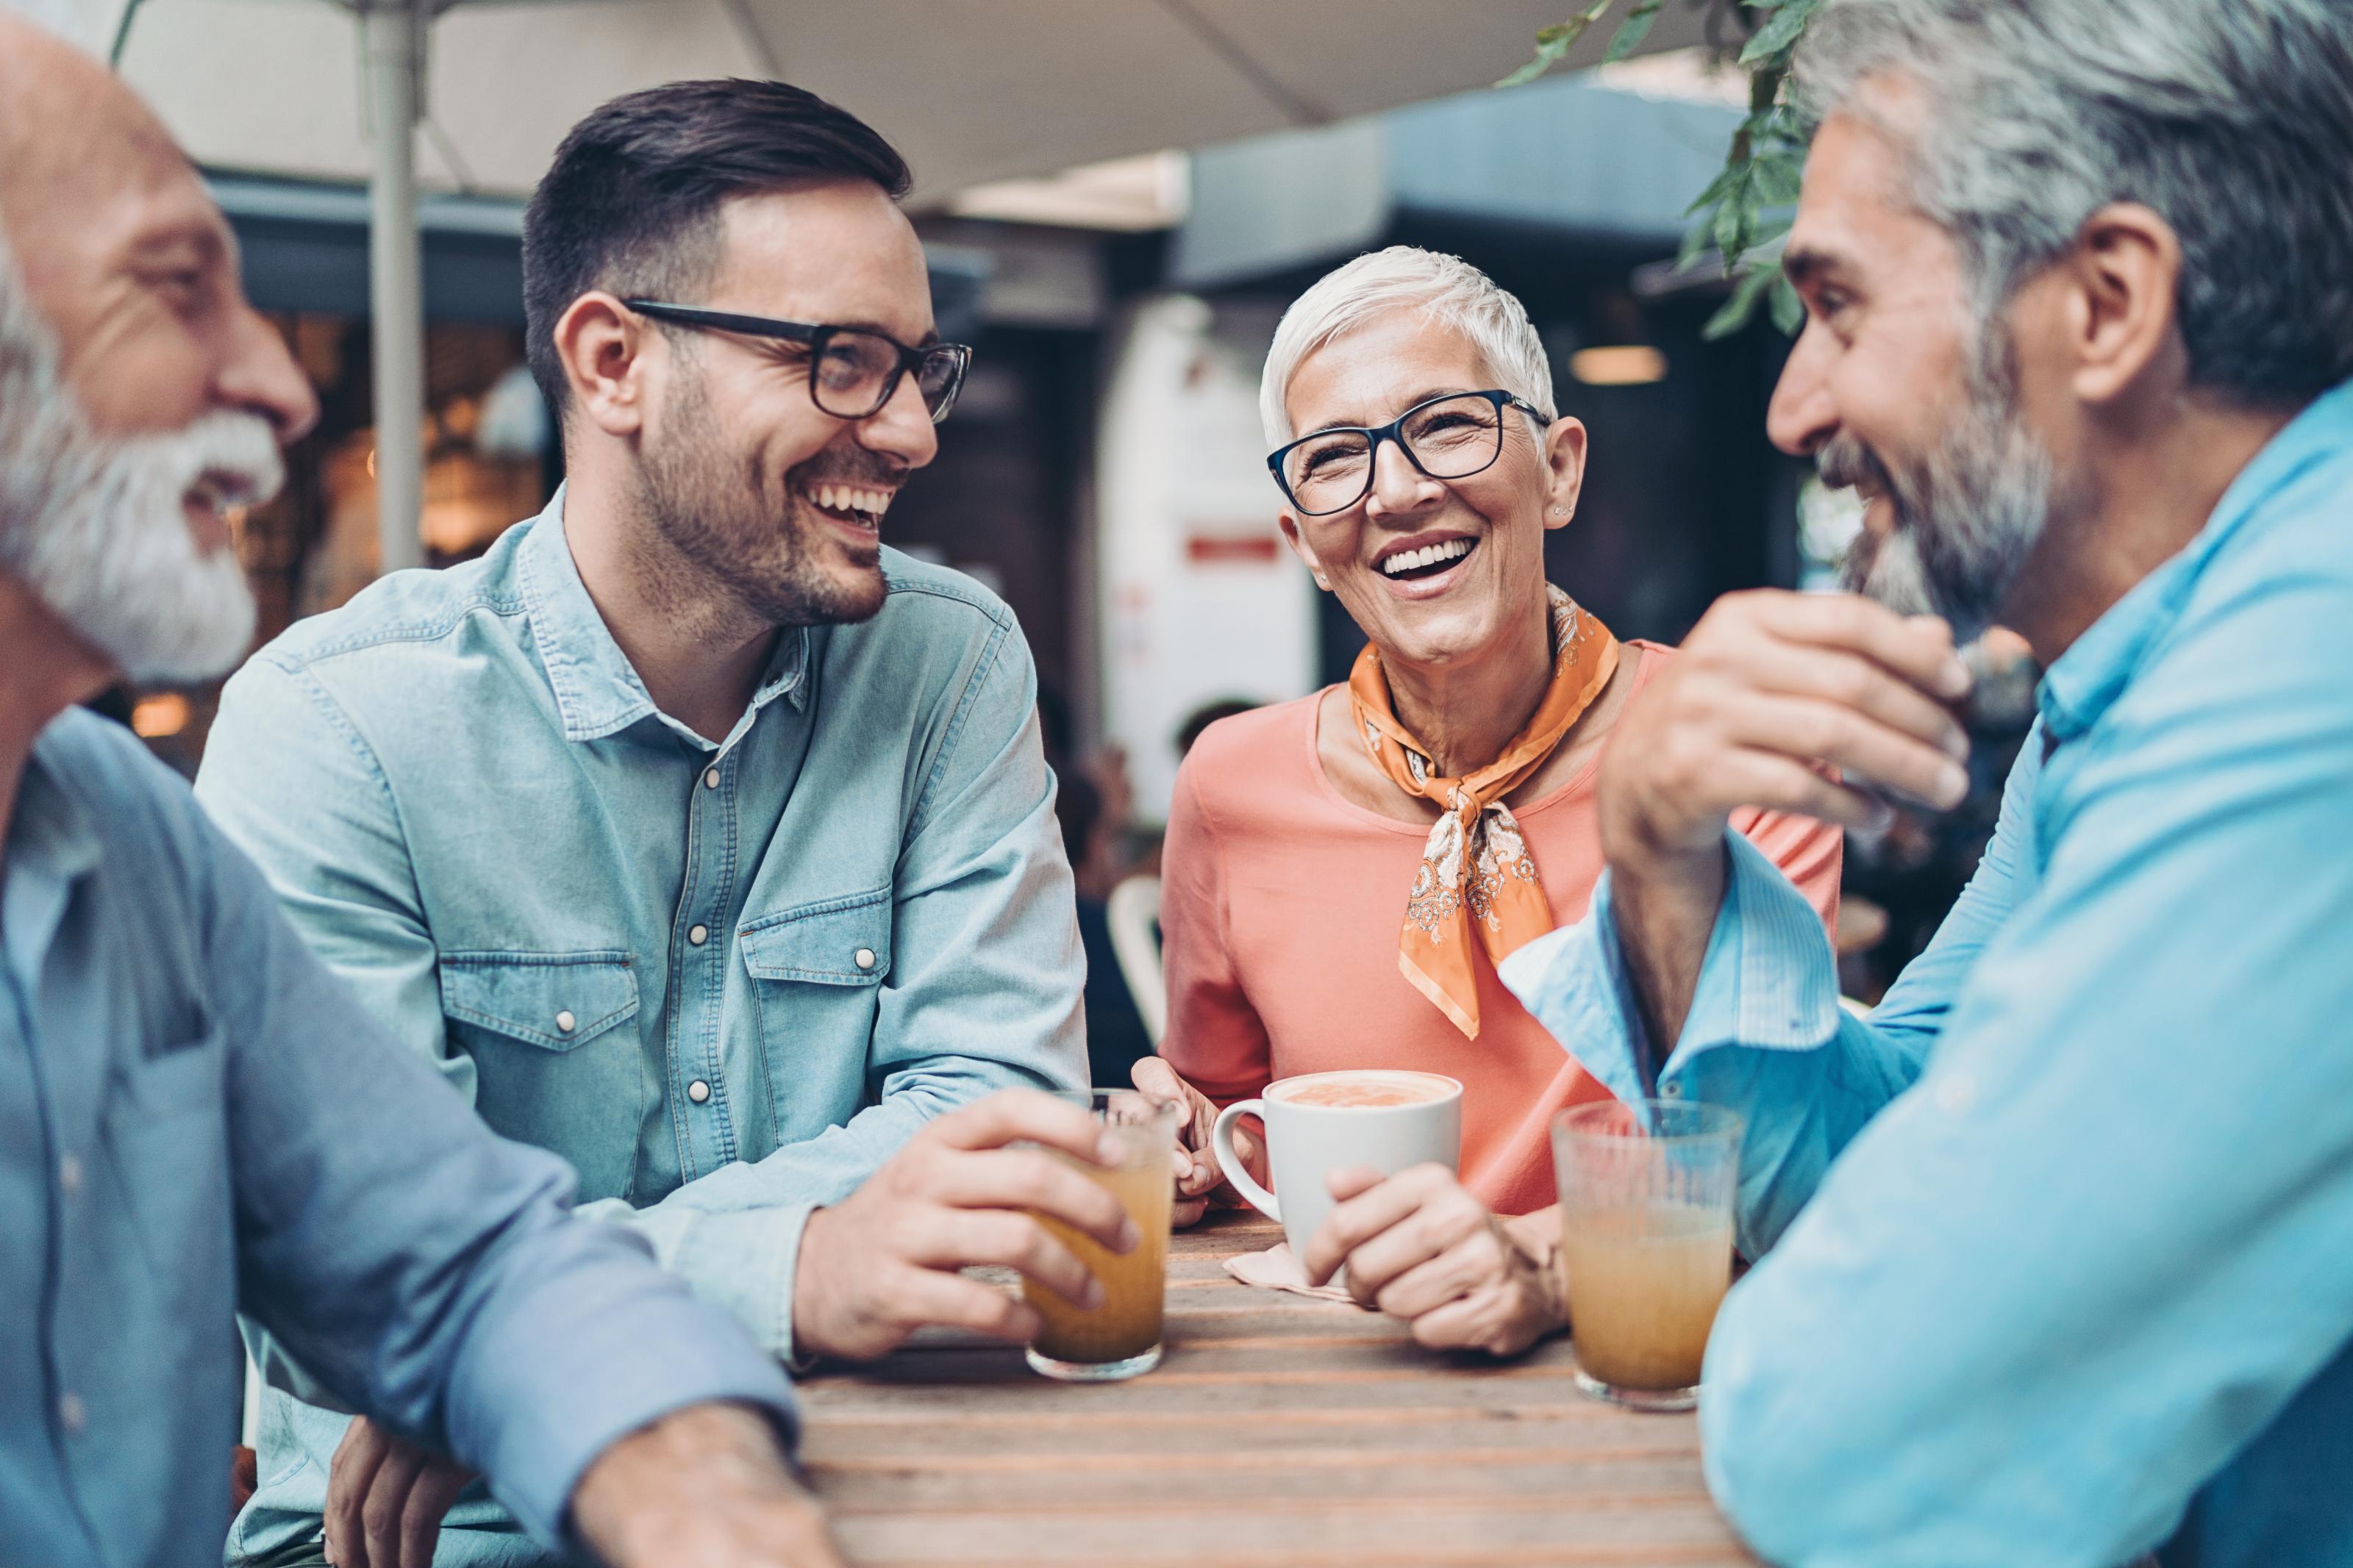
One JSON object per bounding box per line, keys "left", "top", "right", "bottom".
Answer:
{"left": 1540, "top": 413, "right": 1589, "bottom": 531}
{"left": 1277, "top": 510, "right": 1333, "bottom": 591}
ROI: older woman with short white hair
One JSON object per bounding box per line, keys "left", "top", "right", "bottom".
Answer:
{"left": 1135, "top": 246, "right": 1840, "bottom": 1354}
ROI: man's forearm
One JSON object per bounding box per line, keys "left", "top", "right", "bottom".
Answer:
{"left": 570, "top": 1402, "right": 839, "bottom": 1568}
{"left": 1608, "top": 842, "right": 1732, "bottom": 1058}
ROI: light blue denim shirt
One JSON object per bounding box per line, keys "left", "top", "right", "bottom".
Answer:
{"left": 196, "top": 492, "right": 1086, "bottom": 1564}
{"left": 1502, "top": 380, "right": 2353, "bottom": 1568}
{"left": 0, "top": 708, "right": 793, "bottom": 1568}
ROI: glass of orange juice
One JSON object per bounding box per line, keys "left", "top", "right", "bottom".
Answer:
{"left": 1023, "top": 1089, "right": 1179, "bottom": 1382}
{"left": 1552, "top": 1098, "right": 1744, "bottom": 1412}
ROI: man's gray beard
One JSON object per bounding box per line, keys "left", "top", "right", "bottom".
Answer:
{"left": 0, "top": 248, "right": 280, "bottom": 684}
{"left": 1835, "top": 325, "right": 2073, "bottom": 642}
{"left": 632, "top": 352, "right": 887, "bottom": 630}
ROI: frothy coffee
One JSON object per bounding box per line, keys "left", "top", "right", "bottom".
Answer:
{"left": 1277, "top": 1072, "right": 1454, "bottom": 1109}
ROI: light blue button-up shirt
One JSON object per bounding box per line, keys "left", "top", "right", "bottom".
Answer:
{"left": 1502, "top": 381, "right": 2353, "bottom": 1567}
{"left": 195, "top": 493, "right": 1087, "bottom": 1564}
{"left": 0, "top": 707, "right": 793, "bottom": 1568}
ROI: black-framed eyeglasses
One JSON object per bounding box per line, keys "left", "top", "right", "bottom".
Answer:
{"left": 1265, "top": 389, "right": 1552, "bottom": 517}
{"left": 622, "top": 300, "right": 973, "bottom": 424}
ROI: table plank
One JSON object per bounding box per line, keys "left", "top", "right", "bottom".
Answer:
{"left": 797, "top": 1211, "right": 1755, "bottom": 1567}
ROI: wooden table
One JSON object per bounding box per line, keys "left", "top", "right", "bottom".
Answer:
{"left": 796, "top": 1211, "right": 1756, "bottom": 1567}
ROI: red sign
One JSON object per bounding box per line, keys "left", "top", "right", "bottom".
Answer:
{"left": 1185, "top": 534, "right": 1281, "bottom": 565}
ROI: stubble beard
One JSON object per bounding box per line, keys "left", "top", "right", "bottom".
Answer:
{"left": 633, "top": 355, "right": 889, "bottom": 631}
{"left": 1831, "top": 320, "right": 2087, "bottom": 640}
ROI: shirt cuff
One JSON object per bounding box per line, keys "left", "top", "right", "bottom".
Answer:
{"left": 663, "top": 1200, "right": 821, "bottom": 1366}
{"left": 1497, "top": 828, "right": 1842, "bottom": 1111}
{"left": 447, "top": 1243, "right": 798, "bottom": 1550}
{"left": 1669, "top": 828, "right": 1844, "bottom": 1072}
{"left": 1496, "top": 872, "right": 1657, "bottom": 1111}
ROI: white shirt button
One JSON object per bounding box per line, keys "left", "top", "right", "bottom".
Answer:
{"left": 1933, "top": 1072, "right": 1977, "bottom": 1115}
{"left": 687, "top": 1079, "right": 712, "bottom": 1103}
{"left": 854, "top": 948, "right": 876, "bottom": 971}
{"left": 1660, "top": 1081, "right": 1683, "bottom": 1100}
{"left": 688, "top": 924, "right": 710, "bottom": 947}
{"left": 703, "top": 767, "right": 720, "bottom": 790}
{"left": 58, "top": 1153, "right": 82, "bottom": 1196}
{"left": 58, "top": 1393, "right": 86, "bottom": 1434}
{"left": 554, "top": 1010, "right": 576, "bottom": 1034}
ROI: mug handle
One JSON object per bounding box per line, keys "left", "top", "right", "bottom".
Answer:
{"left": 1211, "top": 1099, "right": 1279, "bottom": 1222}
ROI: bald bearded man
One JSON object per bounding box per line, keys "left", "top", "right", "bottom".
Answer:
{"left": 0, "top": 17, "right": 841, "bottom": 1568}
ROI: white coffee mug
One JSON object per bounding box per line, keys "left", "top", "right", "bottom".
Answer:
{"left": 1211, "top": 1070, "right": 1463, "bottom": 1284}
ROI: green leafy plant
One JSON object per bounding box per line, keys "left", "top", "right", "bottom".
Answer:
{"left": 1502, "top": 0, "right": 1821, "bottom": 339}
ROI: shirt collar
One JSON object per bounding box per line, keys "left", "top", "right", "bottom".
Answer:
{"left": 2, "top": 723, "right": 105, "bottom": 984}
{"left": 2038, "top": 378, "right": 2353, "bottom": 743}
{"left": 517, "top": 484, "right": 810, "bottom": 748}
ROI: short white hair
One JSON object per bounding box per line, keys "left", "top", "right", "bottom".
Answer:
{"left": 1258, "top": 246, "right": 1555, "bottom": 449}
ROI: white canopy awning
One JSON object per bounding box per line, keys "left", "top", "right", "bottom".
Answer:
{"left": 110, "top": 0, "right": 1713, "bottom": 203}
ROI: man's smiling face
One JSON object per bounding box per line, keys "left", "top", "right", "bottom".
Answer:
{"left": 1768, "top": 101, "right": 2075, "bottom": 634}
{"left": 631, "top": 180, "right": 940, "bottom": 627}
{"left": 0, "top": 15, "right": 315, "bottom": 681}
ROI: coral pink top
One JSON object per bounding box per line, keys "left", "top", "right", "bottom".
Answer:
{"left": 1160, "top": 644, "right": 1843, "bottom": 1216}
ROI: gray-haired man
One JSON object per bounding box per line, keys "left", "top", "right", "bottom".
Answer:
{"left": 1504, "top": 1, "right": 2353, "bottom": 1563}
{"left": 0, "top": 16, "right": 841, "bottom": 1567}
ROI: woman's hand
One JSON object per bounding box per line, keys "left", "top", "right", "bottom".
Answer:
{"left": 1301, "top": 1165, "right": 1567, "bottom": 1357}
{"left": 1130, "top": 1056, "right": 1263, "bottom": 1228}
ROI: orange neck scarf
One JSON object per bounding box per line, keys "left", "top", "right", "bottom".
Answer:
{"left": 1349, "top": 585, "right": 1620, "bottom": 1039}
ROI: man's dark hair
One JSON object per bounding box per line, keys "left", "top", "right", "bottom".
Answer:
{"left": 521, "top": 78, "right": 911, "bottom": 417}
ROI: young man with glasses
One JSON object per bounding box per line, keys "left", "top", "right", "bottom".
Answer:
{"left": 196, "top": 80, "right": 1129, "bottom": 1568}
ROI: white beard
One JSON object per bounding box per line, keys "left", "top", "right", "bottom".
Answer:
{"left": 0, "top": 249, "right": 282, "bottom": 684}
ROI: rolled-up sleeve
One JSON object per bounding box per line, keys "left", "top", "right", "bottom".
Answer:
{"left": 195, "top": 793, "right": 794, "bottom": 1545}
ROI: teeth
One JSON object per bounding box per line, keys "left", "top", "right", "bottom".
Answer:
{"left": 804, "top": 483, "right": 896, "bottom": 520}
{"left": 1381, "top": 538, "right": 1472, "bottom": 576}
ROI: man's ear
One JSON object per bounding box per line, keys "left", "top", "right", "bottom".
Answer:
{"left": 1539, "top": 413, "right": 1589, "bottom": 531}
{"left": 1277, "top": 510, "right": 1332, "bottom": 592}
{"left": 2064, "top": 202, "right": 2185, "bottom": 407}
{"left": 554, "top": 291, "right": 654, "bottom": 439}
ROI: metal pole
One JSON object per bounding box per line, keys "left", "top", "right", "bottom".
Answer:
{"left": 363, "top": 0, "right": 426, "bottom": 575}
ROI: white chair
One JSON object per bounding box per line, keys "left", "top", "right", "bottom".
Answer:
{"left": 1104, "top": 874, "right": 1166, "bottom": 1047}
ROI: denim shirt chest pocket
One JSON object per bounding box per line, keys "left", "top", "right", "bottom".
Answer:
{"left": 738, "top": 889, "right": 890, "bottom": 1127}
{"left": 439, "top": 951, "right": 643, "bottom": 1200}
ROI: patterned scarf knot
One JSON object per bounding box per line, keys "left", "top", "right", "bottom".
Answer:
{"left": 1349, "top": 585, "right": 1618, "bottom": 1038}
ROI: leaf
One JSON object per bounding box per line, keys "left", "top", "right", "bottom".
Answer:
{"left": 1500, "top": 9, "right": 1595, "bottom": 85}
{"left": 1740, "top": 0, "right": 1821, "bottom": 64}
{"left": 1751, "top": 149, "right": 1806, "bottom": 206}
{"left": 1604, "top": 0, "right": 1667, "bottom": 62}
{"left": 1677, "top": 216, "right": 1717, "bottom": 273}
{"left": 1769, "top": 273, "right": 1807, "bottom": 334}
{"left": 1713, "top": 177, "right": 1753, "bottom": 259}
{"left": 1682, "top": 160, "right": 1749, "bottom": 218}
{"left": 1704, "top": 264, "right": 1782, "bottom": 340}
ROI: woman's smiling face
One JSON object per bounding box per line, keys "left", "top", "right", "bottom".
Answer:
{"left": 1277, "top": 307, "right": 1585, "bottom": 674}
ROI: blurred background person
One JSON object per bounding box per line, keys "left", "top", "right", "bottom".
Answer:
{"left": 1135, "top": 248, "right": 1841, "bottom": 1354}
{"left": 1041, "top": 683, "right": 1154, "bottom": 1085}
